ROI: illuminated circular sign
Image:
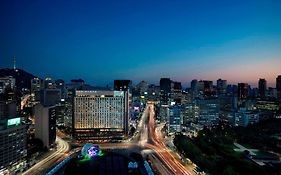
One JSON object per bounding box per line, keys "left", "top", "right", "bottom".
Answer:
{"left": 81, "top": 143, "right": 100, "bottom": 158}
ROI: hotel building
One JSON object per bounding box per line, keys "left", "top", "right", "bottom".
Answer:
{"left": 73, "top": 90, "right": 129, "bottom": 140}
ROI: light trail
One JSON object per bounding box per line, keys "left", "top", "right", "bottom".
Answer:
{"left": 21, "top": 137, "right": 70, "bottom": 175}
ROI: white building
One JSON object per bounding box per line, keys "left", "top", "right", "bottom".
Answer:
{"left": 74, "top": 90, "right": 129, "bottom": 140}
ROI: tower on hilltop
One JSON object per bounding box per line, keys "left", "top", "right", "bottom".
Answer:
{"left": 13, "top": 56, "right": 16, "bottom": 70}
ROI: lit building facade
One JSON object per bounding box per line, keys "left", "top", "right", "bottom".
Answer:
{"left": 196, "top": 97, "right": 220, "bottom": 126}
{"left": 0, "top": 93, "right": 26, "bottom": 174}
{"left": 73, "top": 90, "right": 129, "bottom": 140}
{"left": 0, "top": 76, "right": 15, "bottom": 94}
{"left": 30, "top": 77, "right": 42, "bottom": 94}
{"left": 0, "top": 120, "right": 26, "bottom": 173}
{"left": 233, "top": 108, "right": 259, "bottom": 127}
{"left": 168, "top": 105, "right": 182, "bottom": 133}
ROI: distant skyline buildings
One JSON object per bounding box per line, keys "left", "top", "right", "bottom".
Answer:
{"left": 1, "top": 59, "right": 280, "bottom": 88}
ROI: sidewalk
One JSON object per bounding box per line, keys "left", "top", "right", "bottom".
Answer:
{"left": 233, "top": 143, "right": 258, "bottom": 156}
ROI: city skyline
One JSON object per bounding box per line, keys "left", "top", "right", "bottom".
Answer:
{"left": 1, "top": 1, "right": 281, "bottom": 174}
{"left": 1, "top": 0, "right": 281, "bottom": 87}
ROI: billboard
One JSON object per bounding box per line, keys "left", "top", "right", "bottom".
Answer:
{"left": 7, "top": 118, "right": 21, "bottom": 126}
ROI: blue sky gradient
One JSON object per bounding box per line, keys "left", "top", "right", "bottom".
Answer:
{"left": 1, "top": 0, "right": 281, "bottom": 87}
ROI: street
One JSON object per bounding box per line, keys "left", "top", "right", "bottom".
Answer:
{"left": 23, "top": 102, "right": 194, "bottom": 175}
{"left": 138, "top": 103, "right": 194, "bottom": 175}
{"left": 21, "top": 137, "right": 70, "bottom": 175}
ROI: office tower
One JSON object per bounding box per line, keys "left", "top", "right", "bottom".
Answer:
{"left": 43, "top": 77, "right": 56, "bottom": 89}
{"left": 258, "top": 78, "right": 267, "bottom": 98}
{"left": 64, "top": 89, "right": 75, "bottom": 129}
{"left": 217, "top": 79, "right": 227, "bottom": 95}
{"left": 276, "top": 75, "right": 281, "bottom": 100}
{"left": 39, "top": 89, "right": 61, "bottom": 106}
{"left": 168, "top": 105, "right": 182, "bottom": 133}
{"left": 54, "top": 79, "right": 67, "bottom": 126}
{"left": 31, "top": 77, "right": 42, "bottom": 101}
{"left": 171, "top": 81, "right": 182, "bottom": 104}
{"left": 136, "top": 80, "right": 149, "bottom": 96}
{"left": 114, "top": 80, "right": 132, "bottom": 91}
{"left": 56, "top": 103, "right": 65, "bottom": 126}
{"left": 31, "top": 77, "right": 42, "bottom": 93}
{"left": 114, "top": 80, "right": 131, "bottom": 136}
{"left": 196, "top": 97, "right": 220, "bottom": 126}
{"left": 73, "top": 90, "right": 128, "bottom": 140}
{"left": 182, "top": 103, "right": 199, "bottom": 124}
{"left": 55, "top": 79, "right": 66, "bottom": 99}
{"left": 0, "top": 76, "right": 16, "bottom": 94}
{"left": 160, "top": 78, "right": 171, "bottom": 105}
{"left": 238, "top": 83, "right": 249, "bottom": 99}
{"left": 190, "top": 79, "right": 198, "bottom": 97}
{"left": 196, "top": 80, "right": 213, "bottom": 96}
{"left": 34, "top": 104, "right": 56, "bottom": 148}
{"left": 0, "top": 93, "right": 26, "bottom": 173}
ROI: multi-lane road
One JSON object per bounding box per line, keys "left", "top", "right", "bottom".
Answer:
{"left": 21, "top": 137, "right": 70, "bottom": 175}
{"left": 138, "top": 103, "right": 194, "bottom": 175}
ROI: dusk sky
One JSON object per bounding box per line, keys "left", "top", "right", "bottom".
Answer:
{"left": 1, "top": 0, "right": 281, "bottom": 87}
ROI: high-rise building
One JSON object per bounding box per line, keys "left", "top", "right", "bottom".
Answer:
{"left": 0, "top": 76, "right": 16, "bottom": 94}
{"left": 160, "top": 78, "right": 171, "bottom": 105}
{"left": 114, "top": 80, "right": 132, "bottom": 92}
{"left": 65, "top": 89, "right": 75, "bottom": 129}
{"left": 55, "top": 79, "right": 66, "bottom": 99}
{"left": 43, "top": 77, "right": 56, "bottom": 89}
{"left": 0, "top": 94, "right": 26, "bottom": 173}
{"left": 168, "top": 105, "right": 182, "bottom": 133}
{"left": 30, "top": 78, "right": 42, "bottom": 93}
{"left": 258, "top": 78, "right": 267, "bottom": 98}
{"left": 182, "top": 103, "right": 199, "bottom": 124}
{"left": 136, "top": 81, "right": 149, "bottom": 96}
{"left": 197, "top": 80, "right": 213, "bottom": 96}
{"left": 190, "top": 79, "right": 198, "bottom": 97}
{"left": 73, "top": 90, "right": 129, "bottom": 140}
{"left": 217, "top": 79, "right": 227, "bottom": 95}
{"left": 196, "top": 97, "right": 220, "bottom": 126}
{"left": 34, "top": 104, "right": 56, "bottom": 148}
{"left": 171, "top": 81, "right": 182, "bottom": 104}
{"left": 276, "top": 75, "right": 281, "bottom": 100}
{"left": 39, "top": 89, "right": 61, "bottom": 106}
{"left": 238, "top": 83, "right": 249, "bottom": 99}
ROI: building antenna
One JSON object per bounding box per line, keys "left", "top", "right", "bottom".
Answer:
{"left": 13, "top": 56, "right": 16, "bottom": 70}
